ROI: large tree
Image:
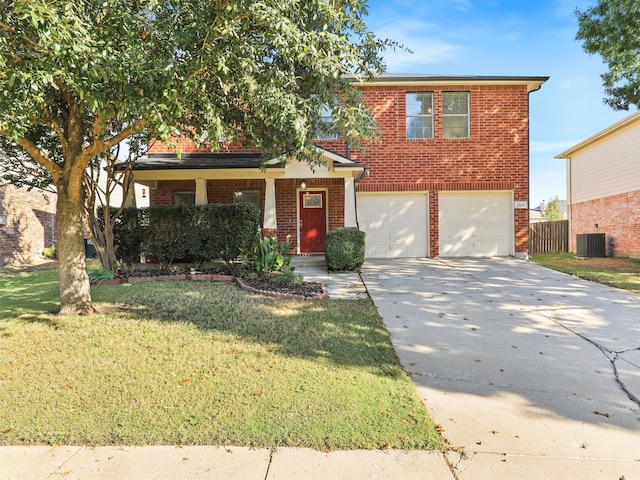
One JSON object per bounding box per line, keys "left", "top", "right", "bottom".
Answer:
{"left": 576, "top": 0, "right": 640, "bottom": 110}
{"left": 0, "top": 0, "right": 389, "bottom": 314}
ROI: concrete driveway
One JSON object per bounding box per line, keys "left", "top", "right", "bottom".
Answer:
{"left": 361, "top": 258, "right": 640, "bottom": 479}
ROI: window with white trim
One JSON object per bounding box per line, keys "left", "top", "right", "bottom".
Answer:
{"left": 442, "top": 91, "right": 469, "bottom": 138}
{"left": 315, "top": 103, "right": 338, "bottom": 140}
{"left": 406, "top": 92, "right": 433, "bottom": 139}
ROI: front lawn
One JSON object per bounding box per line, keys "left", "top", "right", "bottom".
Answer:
{"left": 0, "top": 263, "right": 442, "bottom": 450}
{"left": 531, "top": 253, "right": 640, "bottom": 292}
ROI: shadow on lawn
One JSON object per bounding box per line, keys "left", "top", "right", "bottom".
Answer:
{"left": 92, "top": 280, "right": 404, "bottom": 375}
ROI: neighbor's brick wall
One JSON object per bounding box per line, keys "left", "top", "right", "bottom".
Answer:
{"left": 570, "top": 190, "right": 640, "bottom": 258}
{"left": 0, "top": 185, "right": 57, "bottom": 265}
{"left": 316, "top": 84, "right": 532, "bottom": 256}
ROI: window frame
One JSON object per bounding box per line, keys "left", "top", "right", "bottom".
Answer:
{"left": 442, "top": 91, "right": 470, "bottom": 139}
{"left": 315, "top": 103, "right": 338, "bottom": 140}
{"left": 233, "top": 189, "right": 262, "bottom": 213}
{"left": 405, "top": 92, "right": 434, "bottom": 139}
{"left": 173, "top": 191, "right": 195, "bottom": 206}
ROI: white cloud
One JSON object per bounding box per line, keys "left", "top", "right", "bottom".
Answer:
{"left": 376, "top": 20, "right": 464, "bottom": 71}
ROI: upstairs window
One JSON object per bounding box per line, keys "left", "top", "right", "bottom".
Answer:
{"left": 442, "top": 91, "right": 469, "bottom": 138}
{"left": 406, "top": 92, "right": 433, "bottom": 139}
{"left": 315, "top": 103, "right": 338, "bottom": 140}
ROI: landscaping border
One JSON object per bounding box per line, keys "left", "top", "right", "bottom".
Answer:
{"left": 94, "top": 274, "right": 328, "bottom": 301}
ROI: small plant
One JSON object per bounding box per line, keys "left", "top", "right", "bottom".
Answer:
{"left": 88, "top": 268, "right": 115, "bottom": 284}
{"left": 325, "top": 228, "right": 366, "bottom": 271}
{"left": 42, "top": 246, "right": 56, "bottom": 260}
{"left": 270, "top": 266, "right": 304, "bottom": 284}
{"left": 248, "top": 237, "right": 292, "bottom": 273}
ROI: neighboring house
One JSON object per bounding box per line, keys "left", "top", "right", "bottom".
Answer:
{"left": 130, "top": 74, "right": 548, "bottom": 258}
{"left": 0, "top": 184, "right": 57, "bottom": 265}
{"left": 529, "top": 200, "right": 568, "bottom": 223}
{"left": 556, "top": 110, "right": 640, "bottom": 258}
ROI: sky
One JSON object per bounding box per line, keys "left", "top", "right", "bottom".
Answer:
{"left": 365, "top": 0, "right": 636, "bottom": 208}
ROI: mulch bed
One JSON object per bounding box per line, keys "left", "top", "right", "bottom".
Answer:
{"left": 99, "top": 266, "right": 327, "bottom": 301}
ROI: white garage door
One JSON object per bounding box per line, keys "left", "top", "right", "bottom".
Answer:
{"left": 439, "top": 191, "right": 512, "bottom": 257}
{"left": 357, "top": 193, "right": 428, "bottom": 258}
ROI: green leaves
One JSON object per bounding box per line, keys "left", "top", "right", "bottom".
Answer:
{"left": 576, "top": 0, "right": 640, "bottom": 110}
{"left": 0, "top": 0, "right": 391, "bottom": 287}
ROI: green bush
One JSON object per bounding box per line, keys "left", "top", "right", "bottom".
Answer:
{"left": 42, "top": 246, "right": 56, "bottom": 260}
{"left": 324, "top": 228, "right": 366, "bottom": 271}
{"left": 143, "top": 203, "right": 260, "bottom": 268}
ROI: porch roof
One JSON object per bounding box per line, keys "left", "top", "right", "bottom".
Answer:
{"left": 131, "top": 152, "right": 267, "bottom": 170}
{"left": 127, "top": 147, "right": 367, "bottom": 171}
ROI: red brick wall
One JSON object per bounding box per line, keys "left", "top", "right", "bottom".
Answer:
{"left": 342, "top": 84, "right": 531, "bottom": 255}
{"left": 0, "top": 185, "right": 57, "bottom": 265}
{"left": 148, "top": 137, "right": 260, "bottom": 154}
{"left": 570, "top": 190, "right": 640, "bottom": 257}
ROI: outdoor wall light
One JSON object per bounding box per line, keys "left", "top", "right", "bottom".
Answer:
{"left": 0, "top": 216, "right": 6, "bottom": 226}
{"left": 300, "top": 180, "right": 307, "bottom": 190}
{"left": 141, "top": 188, "right": 147, "bottom": 199}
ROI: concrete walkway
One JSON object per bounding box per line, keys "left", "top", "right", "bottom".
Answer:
{"left": 361, "top": 258, "right": 640, "bottom": 479}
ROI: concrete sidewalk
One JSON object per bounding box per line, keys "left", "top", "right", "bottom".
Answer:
{"left": 0, "top": 445, "right": 451, "bottom": 480}
{"left": 361, "top": 258, "right": 640, "bottom": 479}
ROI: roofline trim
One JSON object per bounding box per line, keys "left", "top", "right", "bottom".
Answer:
{"left": 554, "top": 109, "right": 640, "bottom": 159}
{"left": 350, "top": 74, "right": 549, "bottom": 93}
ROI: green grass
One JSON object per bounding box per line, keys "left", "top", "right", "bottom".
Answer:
{"left": 0, "top": 263, "right": 442, "bottom": 450}
{"left": 531, "top": 253, "right": 640, "bottom": 292}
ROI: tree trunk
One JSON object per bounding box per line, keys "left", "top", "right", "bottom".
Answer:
{"left": 56, "top": 184, "right": 95, "bottom": 315}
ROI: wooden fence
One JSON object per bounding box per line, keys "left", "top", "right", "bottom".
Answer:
{"left": 529, "top": 220, "right": 568, "bottom": 254}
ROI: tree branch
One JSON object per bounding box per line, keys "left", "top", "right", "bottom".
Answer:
{"left": 78, "top": 119, "right": 146, "bottom": 167}
{"left": 0, "top": 20, "right": 39, "bottom": 48}
{"left": 0, "top": 131, "right": 62, "bottom": 183}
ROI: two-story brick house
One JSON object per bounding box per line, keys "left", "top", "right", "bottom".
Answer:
{"left": 130, "top": 74, "right": 548, "bottom": 258}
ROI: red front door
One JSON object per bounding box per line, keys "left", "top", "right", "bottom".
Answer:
{"left": 299, "top": 190, "right": 327, "bottom": 253}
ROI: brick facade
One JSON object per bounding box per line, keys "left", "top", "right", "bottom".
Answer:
{"left": 570, "top": 190, "right": 640, "bottom": 258}
{"left": 144, "top": 76, "right": 541, "bottom": 257}
{"left": 316, "top": 84, "right": 531, "bottom": 256}
{"left": 0, "top": 185, "right": 57, "bottom": 265}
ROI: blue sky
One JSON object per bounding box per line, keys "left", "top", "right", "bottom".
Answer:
{"left": 365, "top": 0, "right": 635, "bottom": 207}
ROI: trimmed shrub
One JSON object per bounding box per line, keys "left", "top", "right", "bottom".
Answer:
{"left": 324, "top": 228, "right": 366, "bottom": 271}
{"left": 143, "top": 203, "right": 260, "bottom": 267}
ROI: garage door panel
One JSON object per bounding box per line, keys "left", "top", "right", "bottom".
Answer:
{"left": 439, "top": 192, "right": 512, "bottom": 257}
{"left": 358, "top": 193, "right": 428, "bottom": 258}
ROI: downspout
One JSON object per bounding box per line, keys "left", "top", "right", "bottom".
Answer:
{"left": 353, "top": 169, "right": 365, "bottom": 230}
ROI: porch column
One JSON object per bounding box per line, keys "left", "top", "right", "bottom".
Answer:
{"left": 263, "top": 177, "right": 277, "bottom": 229}
{"left": 195, "top": 178, "right": 208, "bottom": 205}
{"left": 344, "top": 177, "right": 357, "bottom": 228}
